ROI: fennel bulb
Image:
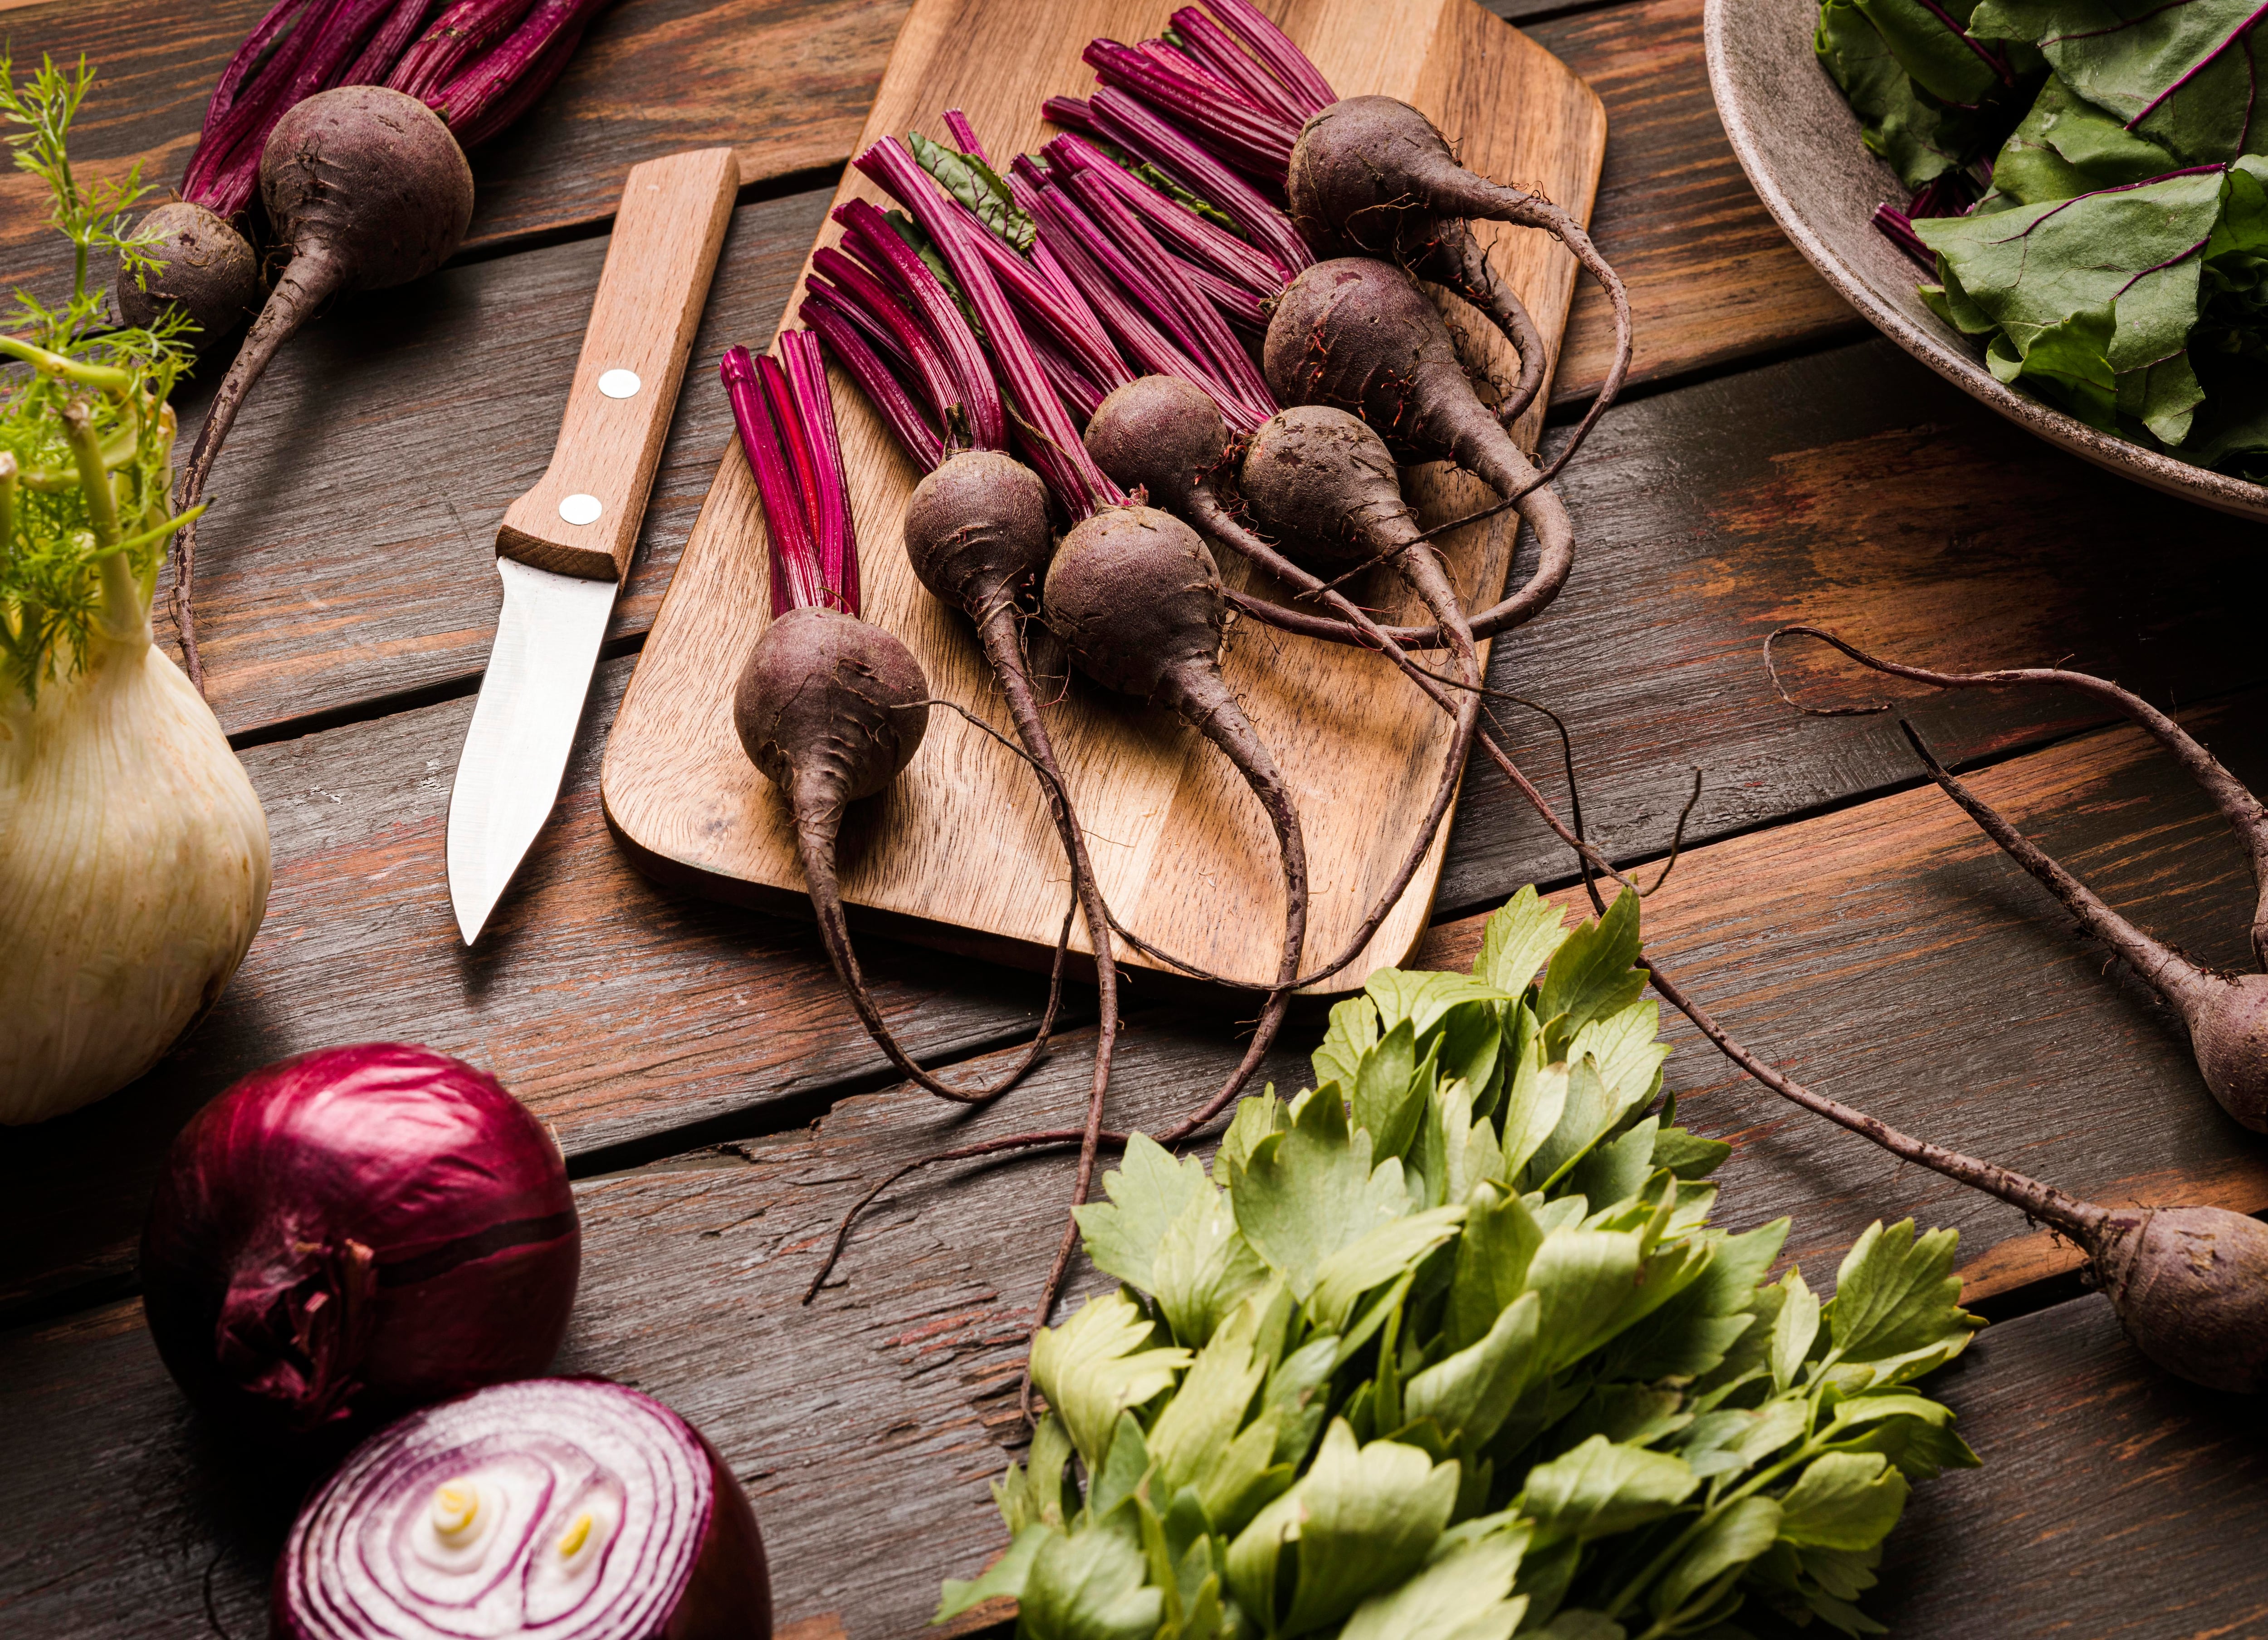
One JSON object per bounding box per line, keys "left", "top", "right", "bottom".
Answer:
{"left": 1, "top": 584, "right": 269, "bottom": 1122}
{"left": 1, "top": 54, "right": 270, "bottom": 1122}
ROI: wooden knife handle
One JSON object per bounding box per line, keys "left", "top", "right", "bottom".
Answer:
{"left": 496, "top": 147, "right": 740, "bottom": 580}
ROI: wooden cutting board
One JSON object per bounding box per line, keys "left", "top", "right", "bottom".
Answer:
{"left": 601, "top": 0, "right": 1606, "bottom": 993}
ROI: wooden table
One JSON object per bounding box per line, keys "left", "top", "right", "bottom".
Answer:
{"left": 7, "top": 2, "right": 2268, "bottom": 1636}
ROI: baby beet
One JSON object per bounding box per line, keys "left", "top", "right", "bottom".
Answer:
{"left": 1761, "top": 628, "right": 2268, "bottom": 1135}
{"left": 1043, "top": 504, "right": 1309, "bottom": 1088}
{"left": 1083, "top": 380, "right": 1484, "bottom": 994}
{"left": 171, "top": 85, "right": 476, "bottom": 687}
{"left": 116, "top": 200, "right": 260, "bottom": 351}
{"left": 734, "top": 605, "right": 929, "bottom": 808}
{"left": 1286, "top": 94, "right": 1632, "bottom": 463}
{"left": 2087, "top": 1206, "right": 2268, "bottom": 1392}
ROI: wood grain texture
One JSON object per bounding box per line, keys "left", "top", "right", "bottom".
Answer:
{"left": 1531, "top": 0, "right": 1862, "bottom": 404}
{"left": 496, "top": 148, "right": 741, "bottom": 581}
{"left": 5, "top": 1048, "right": 2265, "bottom": 1640}
{"left": 602, "top": 0, "right": 1605, "bottom": 990}
{"left": 1435, "top": 337, "right": 2268, "bottom": 917}
{"left": 0, "top": 0, "right": 908, "bottom": 289}
{"left": 0, "top": 660, "right": 1073, "bottom": 1319}
{"left": 1867, "top": 1292, "right": 2268, "bottom": 1638}
{"left": 1418, "top": 695, "right": 2268, "bottom": 1305}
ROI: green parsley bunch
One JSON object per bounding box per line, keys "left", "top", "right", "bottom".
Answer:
{"left": 940, "top": 887, "right": 1982, "bottom": 1640}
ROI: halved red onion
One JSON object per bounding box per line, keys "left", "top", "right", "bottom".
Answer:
{"left": 275, "top": 1378, "right": 772, "bottom": 1640}
{"left": 142, "top": 1043, "right": 580, "bottom": 1435}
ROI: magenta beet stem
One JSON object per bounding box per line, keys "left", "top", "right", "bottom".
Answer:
{"left": 942, "top": 108, "right": 988, "bottom": 162}
{"left": 722, "top": 345, "right": 828, "bottom": 617}
{"left": 1140, "top": 37, "right": 1250, "bottom": 108}
{"left": 1198, "top": 0, "right": 1337, "bottom": 117}
{"left": 204, "top": 0, "right": 318, "bottom": 135}
{"left": 803, "top": 293, "right": 946, "bottom": 472}
{"left": 427, "top": 0, "right": 613, "bottom": 142}
{"left": 1004, "top": 163, "right": 1126, "bottom": 363}
{"left": 834, "top": 198, "right": 1007, "bottom": 450}
{"left": 389, "top": 0, "right": 541, "bottom": 100}
{"left": 1084, "top": 37, "right": 1299, "bottom": 176}
{"left": 1062, "top": 162, "right": 1274, "bottom": 423}
{"left": 1046, "top": 129, "right": 1286, "bottom": 295}
{"left": 1087, "top": 88, "right": 1310, "bottom": 272}
{"left": 344, "top": 0, "right": 439, "bottom": 85}
{"left": 1169, "top": 6, "right": 1310, "bottom": 127}
{"left": 781, "top": 330, "right": 860, "bottom": 615}
{"left": 862, "top": 132, "right": 1125, "bottom": 516}
{"left": 1043, "top": 95, "right": 1097, "bottom": 132}
{"left": 1031, "top": 183, "right": 1228, "bottom": 426}
{"left": 809, "top": 245, "right": 968, "bottom": 442}
{"left": 1872, "top": 204, "right": 1936, "bottom": 271}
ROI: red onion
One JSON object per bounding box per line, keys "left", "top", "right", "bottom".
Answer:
{"left": 275, "top": 1378, "right": 773, "bottom": 1640}
{"left": 142, "top": 1043, "right": 580, "bottom": 1436}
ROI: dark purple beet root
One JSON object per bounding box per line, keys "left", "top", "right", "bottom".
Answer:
{"left": 1043, "top": 503, "right": 1307, "bottom": 1109}
{"left": 1286, "top": 94, "right": 1631, "bottom": 454}
{"left": 734, "top": 605, "right": 929, "bottom": 804}
{"left": 1240, "top": 404, "right": 1416, "bottom": 564}
{"left": 1265, "top": 257, "right": 1525, "bottom": 493}
{"left": 2190, "top": 975, "right": 2268, "bottom": 1132}
{"left": 1043, "top": 506, "right": 1229, "bottom": 708}
{"left": 2085, "top": 1205, "right": 2268, "bottom": 1392}
{"left": 903, "top": 449, "right": 1054, "bottom": 620}
{"left": 116, "top": 200, "right": 261, "bottom": 352}
{"left": 1083, "top": 376, "right": 1238, "bottom": 516}
{"left": 172, "top": 85, "right": 476, "bottom": 689}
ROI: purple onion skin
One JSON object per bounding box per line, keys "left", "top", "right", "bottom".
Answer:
{"left": 273, "top": 1378, "right": 772, "bottom": 1640}
{"left": 142, "top": 1044, "right": 580, "bottom": 1439}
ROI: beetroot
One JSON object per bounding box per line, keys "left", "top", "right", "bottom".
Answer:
{"left": 170, "top": 85, "right": 475, "bottom": 687}
{"left": 1765, "top": 627, "right": 2268, "bottom": 1134}
{"left": 116, "top": 200, "right": 262, "bottom": 345}
{"left": 1082, "top": 378, "right": 1481, "bottom": 992}
{"left": 1042, "top": 503, "right": 1309, "bottom": 1118}
{"left": 724, "top": 340, "right": 1071, "bottom": 1113}
{"left": 1286, "top": 94, "right": 1632, "bottom": 459}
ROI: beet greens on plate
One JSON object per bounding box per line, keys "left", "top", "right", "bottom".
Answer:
{"left": 1818, "top": 0, "right": 2268, "bottom": 475}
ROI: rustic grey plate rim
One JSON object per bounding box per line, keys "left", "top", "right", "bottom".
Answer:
{"left": 1701, "top": 0, "right": 2268, "bottom": 524}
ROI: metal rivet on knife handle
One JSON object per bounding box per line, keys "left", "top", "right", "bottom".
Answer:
{"left": 490, "top": 147, "right": 742, "bottom": 583}
{"left": 559, "top": 493, "right": 603, "bottom": 526}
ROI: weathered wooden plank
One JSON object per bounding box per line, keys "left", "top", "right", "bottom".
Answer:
{"left": 0, "top": 657, "right": 1071, "bottom": 1317}
{"left": 0, "top": 0, "right": 905, "bottom": 282}
{"left": 1436, "top": 337, "right": 2268, "bottom": 916}
{"left": 1528, "top": 0, "right": 1861, "bottom": 401}
{"left": 6, "top": 1023, "right": 2264, "bottom": 1639}
{"left": 1868, "top": 1292, "right": 2268, "bottom": 1637}
{"left": 1420, "top": 695, "right": 2268, "bottom": 1303}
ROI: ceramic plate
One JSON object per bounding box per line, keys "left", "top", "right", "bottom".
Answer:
{"left": 1702, "top": 0, "right": 2268, "bottom": 522}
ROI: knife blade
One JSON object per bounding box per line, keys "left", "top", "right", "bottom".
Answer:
{"left": 447, "top": 147, "right": 740, "bottom": 945}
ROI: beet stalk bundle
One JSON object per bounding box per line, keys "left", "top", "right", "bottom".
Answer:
{"left": 143, "top": 0, "right": 616, "bottom": 690}
{"left": 795, "top": 181, "right": 1125, "bottom": 1325}
{"left": 1064, "top": 0, "right": 1633, "bottom": 505}
{"left": 806, "top": 135, "right": 1318, "bottom": 1337}
{"left": 723, "top": 336, "right": 1069, "bottom": 1113}
{"left": 1768, "top": 626, "right": 2268, "bottom": 1133}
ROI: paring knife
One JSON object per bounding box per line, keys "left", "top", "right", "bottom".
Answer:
{"left": 447, "top": 147, "right": 740, "bottom": 945}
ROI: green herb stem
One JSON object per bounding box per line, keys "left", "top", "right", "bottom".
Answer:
{"left": 0, "top": 333, "right": 132, "bottom": 392}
